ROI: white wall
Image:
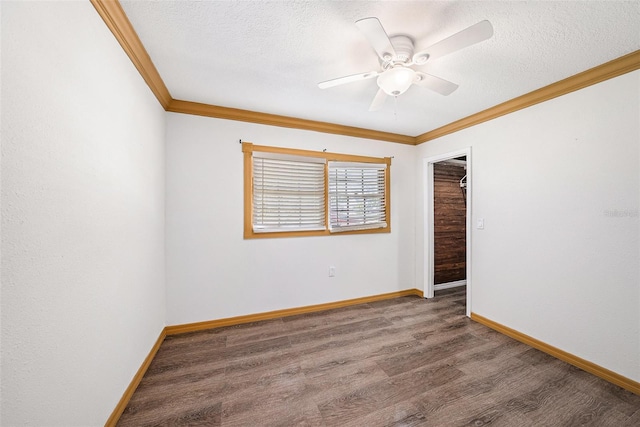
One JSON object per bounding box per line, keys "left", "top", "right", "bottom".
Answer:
{"left": 2, "top": 4, "right": 637, "bottom": 425}
{"left": 1, "top": 2, "right": 166, "bottom": 425}
{"left": 416, "top": 70, "right": 640, "bottom": 382}
{"left": 165, "top": 113, "right": 416, "bottom": 325}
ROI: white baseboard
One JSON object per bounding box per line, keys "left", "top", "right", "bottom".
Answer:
{"left": 434, "top": 280, "right": 466, "bottom": 291}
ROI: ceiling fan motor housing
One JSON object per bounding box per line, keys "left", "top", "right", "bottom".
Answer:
{"left": 388, "top": 35, "right": 414, "bottom": 65}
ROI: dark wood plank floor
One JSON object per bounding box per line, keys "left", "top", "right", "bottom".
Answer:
{"left": 118, "top": 287, "right": 640, "bottom": 426}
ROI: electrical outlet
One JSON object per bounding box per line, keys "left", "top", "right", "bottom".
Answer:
{"left": 329, "top": 266, "right": 336, "bottom": 277}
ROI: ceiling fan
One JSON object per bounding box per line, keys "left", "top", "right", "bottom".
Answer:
{"left": 318, "top": 18, "right": 493, "bottom": 111}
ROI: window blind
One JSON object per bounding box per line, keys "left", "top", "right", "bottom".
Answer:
{"left": 252, "top": 153, "right": 326, "bottom": 233}
{"left": 328, "top": 161, "right": 387, "bottom": 232}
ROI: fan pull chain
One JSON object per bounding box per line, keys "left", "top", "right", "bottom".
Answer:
{"left": 394, "top": 96, "right": 399, "bottom": 120}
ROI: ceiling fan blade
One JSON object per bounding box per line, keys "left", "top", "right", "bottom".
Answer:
{"left": 414, "top": 72, "right": 459, "bottom": 96}
{"left": 369, "top": 88, "right": 387, "bottom": 111}
{"left": 412, "top": 20, "right": 493, "bottom": 63}
{"left": 355, "top": 17, "right": 397, "bottom": 62}
{"left": 318, "top": 71, "right": 379, "bottom": 89}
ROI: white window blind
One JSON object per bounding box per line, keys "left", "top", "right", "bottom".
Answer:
{"left": 252, "top": 153, "right": 326, "bottom": 233}
{"left": 328, "top": 161, "right": 387, "bottom": 232}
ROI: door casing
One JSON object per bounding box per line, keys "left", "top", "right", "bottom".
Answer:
{"left": 423, "top": 147, "right": 472, "bottom": 317}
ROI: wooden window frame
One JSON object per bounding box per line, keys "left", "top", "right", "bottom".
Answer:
{"left": 243, "top": 142, "right": 391, "bottom": 239}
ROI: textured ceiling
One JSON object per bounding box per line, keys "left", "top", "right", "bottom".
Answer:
{"left": 120, "top": 1, "right": 640, "bottom": 137}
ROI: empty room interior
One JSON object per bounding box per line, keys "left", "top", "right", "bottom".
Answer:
{"left": 1, "top": 1, "right": 639, "bottom": 425}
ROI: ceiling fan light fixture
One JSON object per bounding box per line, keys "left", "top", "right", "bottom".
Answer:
{"left": 377, "top": 66, "right": 416, "bottom": 96}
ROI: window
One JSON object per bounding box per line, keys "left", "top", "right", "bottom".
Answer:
{"left": 252, "top": 153, "right": 326, "bottom": 233}
{"left": 243, "top": 143, "right": 390, "bottom": 238}
{"left": 328, "top": 162, "right": 387, "bottom": 232}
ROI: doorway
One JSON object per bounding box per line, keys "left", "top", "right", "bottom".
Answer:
{"left": 423, "top": 148, "right": 472, "bottom": 317}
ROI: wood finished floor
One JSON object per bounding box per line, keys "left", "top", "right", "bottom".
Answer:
{"left": 118, "top": 287, "right": 640, "bottom": 426}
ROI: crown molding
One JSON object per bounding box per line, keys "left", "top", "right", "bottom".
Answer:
{"left": 416, "top": 49, "right": 640, "bottom": 144}
{"left": 92, "top": 1, "right": 638, "bottom": 146}
{"left": 167, "top": 99, "right": 416, "bottom": 145}
{"left": 90, "top": 0, "right": 414, "bottom": 145}
{"left": 90, "top": 0, "right": 172, "bottom": 109}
